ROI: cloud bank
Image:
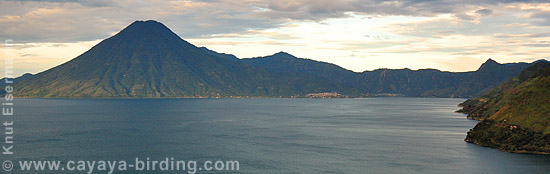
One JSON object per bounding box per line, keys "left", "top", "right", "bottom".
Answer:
{"left": 0, "top": 0, "right": 548, "bottom": 75}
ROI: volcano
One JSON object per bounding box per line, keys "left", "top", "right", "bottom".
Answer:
{"left": 15, "top": 20, "right": 343, "bottom": 98}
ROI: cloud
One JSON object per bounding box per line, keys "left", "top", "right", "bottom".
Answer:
{"left": 529, "top": 32, "right": 550, "bottom": 37}
{"left": 530, "top": 11, "right": 550, "bottom": 26}
{"left": 476, "top": 9, "right": 493, "bottom": 16}
{"left": 1, "top": 0, "right": 549, "bottom": 75}
{"left": 20, "top": 53, "right": 38, "bottom": 57}
{"left": 261, "top": 0, "right": 544, "bottom": 20}
{"left": 3, "top": 0, "right": 118, "bottom": 7}
{"left": 494, "top": 32, "right": 550, "bottom": 38}
{"left": 0, "top": 1, "right": 128, "bottom": 42}
{"left": 1, "top": 0, "right": 548, "bottom": 43}
{"left": 455, "top": 13, "right": 475, "bottom": 21}
{"left": 523, "top": 41, "right": 550, "bottom": 47}
{"left": 0, "top": 0, "right": 281, "bottom": 42}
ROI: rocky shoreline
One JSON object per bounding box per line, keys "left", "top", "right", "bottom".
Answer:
{"left": 457, "top": 61, "right": 550, "bottom": 155}
{"left": 464, "top": 119, "right": 550, "bottom": 155}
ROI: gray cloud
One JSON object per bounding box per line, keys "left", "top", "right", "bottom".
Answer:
{"left": 21, "top": 53, "right": 38, "bottom": 57}
{"left": 523, "top": 44, "right": 550, "bottom": 47}
{"left": 524, "top": 41, "right": 550, "bottom": 47}
{"left": 0, "top": 0, "right": 548, "bottom": 43}
{"left": 3, "top": 0, "right": 118, "bottom": 7}
{"left": 0, "top": 0, "right": 280, "bottom": 42}
{"left": 529, "top": 32, "right": 550, "bottom": 38}
{"left": 531, "top": 11, "right": 550, "bottom": 26}
{"left": 476, "top": 9, "right": 493, "bottom": 16}
{"left": 455, "top": 13, "right": 475, "bottom": 21}
{"left": 494, "top": 32, "right": 550, "bottom": 38}
{"left": 262, "top": 0, "right": 541, "bottom": 20}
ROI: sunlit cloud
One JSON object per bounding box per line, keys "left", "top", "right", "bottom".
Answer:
{"left": 0, "top": 40, "right": 101, "bottom": 77}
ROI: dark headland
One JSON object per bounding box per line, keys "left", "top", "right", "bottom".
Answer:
{"left": 458, "top": 61, "right": 550, "bottom": 154}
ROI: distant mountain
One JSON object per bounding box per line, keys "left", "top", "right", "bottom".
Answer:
{"left": 357, "top": 59, "right": 533, "bottom": 97}
{"left": 241, "top": 52, "right": 535, "bottom": 98}
{"left": 0, "top": 73, "right": 33, "bottom": 87}
{"left": 14, "top": 20, "right": 348, "bottom": 98}
{"left": 458, "top": 62, "right": 550, "bottom": 154}
{"left": 10, "top": 20, "right": 544, "bottom": 98}
{"left": 241, "top": 52, "right": 361, "bottom": 86}
{"left": 420, "top": 59, "right": 532, "bottom": 97}
{"left": 359, "top": 68, "right": 462, "bottom": 97}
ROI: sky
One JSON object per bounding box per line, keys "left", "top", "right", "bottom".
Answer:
{"left": 0, "top": 0, "right": 549, "bottom": 77}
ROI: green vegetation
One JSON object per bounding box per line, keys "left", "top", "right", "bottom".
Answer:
{"left": 459, "top": 62, "right": 550, "bottom": 154}
{"left": 466, "top": 120, "right": 550, "bottom": 154}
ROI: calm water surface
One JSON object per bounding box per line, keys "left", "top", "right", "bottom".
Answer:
{"left": 6, "top": 98, "right": 550, "bottom": 173}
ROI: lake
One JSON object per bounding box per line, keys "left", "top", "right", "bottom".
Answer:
{"left": 5, "top": 98, "right": 550, "bottom": 173}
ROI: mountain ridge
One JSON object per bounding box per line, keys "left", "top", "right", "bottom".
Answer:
{"left": 241, "top": 51, "right": 539, "bottom": 98}
{"left": 9, "top": 20, "right": 545, "bottom": 98}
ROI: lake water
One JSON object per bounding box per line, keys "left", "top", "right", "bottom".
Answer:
{"left": 5, "top": 98, "right": 550, "bottom": 173}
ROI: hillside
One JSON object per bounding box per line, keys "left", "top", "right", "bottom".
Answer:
{"left": 13, "top": 20, "right": 350, "bottom": 98}
{"left": 458, "top": 62, "right": 550, "bottom": 154}
{"left": 359, "top": 59, "right": 531, "bottom": 98}
{"left": 242, "top": 53, "right": 533, "bottom": 98}
{"left": 241, "top": 52, "right": 361, "bottom": 86}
